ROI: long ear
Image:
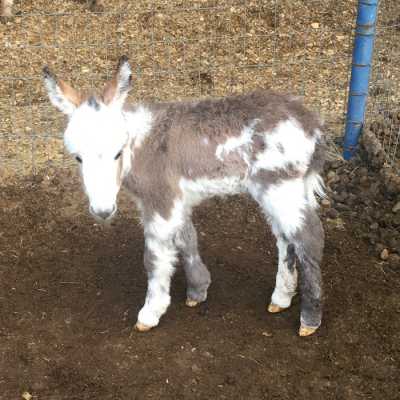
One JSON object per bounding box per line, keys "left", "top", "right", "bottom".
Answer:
{"left": 102, "top": 55, "right": 132, "bottom": 107}
{"left": 42, "top": 67, "right": 82, "bottom": 115}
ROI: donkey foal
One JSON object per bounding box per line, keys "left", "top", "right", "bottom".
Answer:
{"left": 43, "top": 56, "right": 325, "bottom": 336}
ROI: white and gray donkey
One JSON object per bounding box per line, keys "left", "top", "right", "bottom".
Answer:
{"left": 43, "top": 56, "right": 326, "bottom": 336}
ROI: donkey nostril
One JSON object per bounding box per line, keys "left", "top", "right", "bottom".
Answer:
{"left": 98, "top": 210, "right": 112, "bottom": 220}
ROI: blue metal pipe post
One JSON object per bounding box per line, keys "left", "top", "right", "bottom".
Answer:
{"left": 343, "top": 0, "right": 379, "bottom": 160}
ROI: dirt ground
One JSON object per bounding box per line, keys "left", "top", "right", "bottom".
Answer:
{"left": 0, "top": 167, "right": 399, "bottom": 400}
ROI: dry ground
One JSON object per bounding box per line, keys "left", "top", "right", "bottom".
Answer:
{"left": 0, "top": 168, "right": 399, "bottom": 399}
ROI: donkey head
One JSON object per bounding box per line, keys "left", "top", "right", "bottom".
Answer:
{"left": 43, "top": 56, "right": 133, "bottom": 221}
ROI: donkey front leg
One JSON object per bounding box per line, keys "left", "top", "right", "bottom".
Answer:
{"left": 175, "top": 220, "right": 211, "bottom": 307}
{"left": 135, "top": 235, "right": 178, "bottom": 332}
{"left": 268, "top": 237, "right": 298, "bottom": 313}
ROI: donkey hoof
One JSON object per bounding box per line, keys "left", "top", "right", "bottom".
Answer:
{"left": 185, "top": 298, "right": 199, "bottom": 307}
{"left": 134, "top": 322, "right": 152, "bottom": 332}
{"left": 299, "top": 325, "right": 318, "bottom": 337}
{"left": 267, "top": 303, "right": 287, "bottom": 313}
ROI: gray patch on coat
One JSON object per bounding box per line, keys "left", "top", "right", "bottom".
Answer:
{"left": 250, "top": 164, "right": 302, "bottom": 187}
{"left": 174, "top": 220, "right": 211, "bottom": 302}
{"left": 285, "top": 243, "right": 296, "bottom": 273}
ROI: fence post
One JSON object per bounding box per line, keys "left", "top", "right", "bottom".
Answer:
{"left": 343, "top": 0, "right": 379, "bottom": 160}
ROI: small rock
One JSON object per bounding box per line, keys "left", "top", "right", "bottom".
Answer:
{"left": 333, "top": 192, "right": 347, "bottom": 202}
{"left": 327, "top": 171, "right": 336, "bottom": 181}
{"left": 326, "top": 208, "right": 339, "bottom": 219}
{"left": 375, "top": 243, "right": 385, "bottom": 255}
{"left": 392, "top": 202, "right": 400, "bottom": 213}
{"left": 388, "top": 237, "right": 400, "bottom": 251}
{"left": 340, "top": 175, "right": 350, "bottom": 185}
{"left": 22, "top": 393, "right": 32, "bottom": 400}
{"left": 321, "top": 199, "right": 331, "bottom": 208}
{"left": 191, "top": 364, "right": 201, "bottom": 373}
{"left": 380, "top": 248, "right": 390, "bottom": 261}
{"left": 262, "top": 331, "right": 273, "bottom": 337}
{"left": 336, "top": 203, "right": 350, "bottom": 211}
{"left": 370, "top": 222, "right": 379, "bottom": 230}
{"left": 358, "top": 167, "right": 368, "bottom": 176}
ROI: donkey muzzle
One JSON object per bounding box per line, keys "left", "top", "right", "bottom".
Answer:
{"left": 90, "top": 205, "right": 116, "bottom": 221}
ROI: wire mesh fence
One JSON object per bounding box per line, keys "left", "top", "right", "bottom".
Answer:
{"left": 0, "top": 0, "right": 358, "bottom": 176}
{"left": 366, "top": 0, "right": 400, "bottom": 171}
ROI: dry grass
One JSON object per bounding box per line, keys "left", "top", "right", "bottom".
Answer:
{"left": 1, "top": 0, "right": 360, "bottom": 175}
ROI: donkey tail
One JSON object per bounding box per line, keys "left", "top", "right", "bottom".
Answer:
{"left": 304, "top": 134, "right": 326, "bottom": 208}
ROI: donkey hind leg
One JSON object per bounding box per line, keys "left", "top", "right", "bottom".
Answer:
{"left": 292, "top": 210, "right": 324, "bottom": 336}
{"left": 251, "top": 178, "right": 324, "bottom": 336}
{"left": 174, "top": 220, "right": 211, "bottom": 307}
{"left": 268, "top": 237, "right": 298, "bottom": 313}
{"left": 135, "top": 235, "right": 178, "bottom": 332}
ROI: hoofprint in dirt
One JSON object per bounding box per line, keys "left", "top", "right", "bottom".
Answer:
{"left": 0, "top": 168, "right": 399, "bottom": 400}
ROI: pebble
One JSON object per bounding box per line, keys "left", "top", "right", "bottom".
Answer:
{"left": 375, "top": 243, "right": 385, "bottom": 255}
{"left": 358, "top": 167, "right": 368, "bottom": 176}
{"left": 370, "top": 222, "right": 379, "bottom": 230}
{"left": 336, "top": 203, "right": 350, "bottom": 211}
{"left": 321, "top": 199, "right": 331, "bottom": 208}
{"left": 380, "top": 248, "right": 390, "bottom": 261}
{"left": 327, "top": 171, "right": 336, "bottom": 181}
{"left": 326, "top": 208, "right": 339, "bottom": 219}
{"left": 392, "top": 202, "right": 400, "bottom": 213}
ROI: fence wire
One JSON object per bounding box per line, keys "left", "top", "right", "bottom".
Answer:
{"left": 366, "top": 0, "right": 400, "bottom": 171}
{"left": 0, "top": 0, "right": 357, "bottom": 176}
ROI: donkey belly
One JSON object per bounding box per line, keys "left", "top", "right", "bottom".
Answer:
{"left": 179, "top": 175, "right": 246, "bottom": 208}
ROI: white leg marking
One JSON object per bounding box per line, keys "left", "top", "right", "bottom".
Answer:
{"left": 271, "top": 238, "right": 298, "bottom": 308}
{"left": 137, "top": 237, "right": 178, "bottom": 328}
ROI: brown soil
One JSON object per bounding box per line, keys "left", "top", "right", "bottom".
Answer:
{"left": 1, "top": 169, "right": 399, "bottom": 400}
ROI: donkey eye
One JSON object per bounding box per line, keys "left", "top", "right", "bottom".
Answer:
{"left": 75, "top": 155, "right": 82, "bottom": 163}
{"left": 114, "top": 151, "right": 122, "bottom": 160}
